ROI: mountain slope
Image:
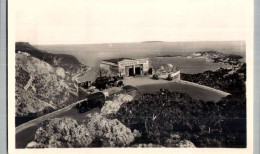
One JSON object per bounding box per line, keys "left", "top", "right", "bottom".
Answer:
{"left": 16, "top": 42, "right": 84, "bottom": 74}
{"left": 15, "top": 51, "right": 78, "bottom": 117}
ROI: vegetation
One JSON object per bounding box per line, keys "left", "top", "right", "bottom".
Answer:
{"left": 108, "top": 89, "right": 246, "bottom": 147}
{"left": 181, "top": 63, "right": 246, "bottom": 95}
{"left": 106, "top": 61, "right": 247, "bottom": 147}
{"left": 19, "top": 43, "right": 246, "bottom": 148}
{"left": 150, "top": 58, "right": 161, "bottom": 73}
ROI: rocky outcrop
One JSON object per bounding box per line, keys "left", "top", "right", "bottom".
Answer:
{"left": 27, "top": 118, "right": 92, "bottom": 148}
{"left": 27, "top": 114, "right": 141, "bottom": 148}
{"left": 26, "top": 114, "right": 196, "bottom": 148}
{"left": 16, "top": 51, "right": 78, "bottom": 117}
{"left": 83, "top": 113, "right": 141, "bottom": 147}
{"left": 101, "top": 94, "right": 133, "bottom": 115}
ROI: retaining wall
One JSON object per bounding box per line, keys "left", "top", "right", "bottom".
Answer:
{"left": 15, "top": 98, "right": 86, "bottom": 134}
{"left": 179, "top": 80, "right": 230, "bottom": 96}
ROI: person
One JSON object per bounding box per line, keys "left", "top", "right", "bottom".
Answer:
{"left": 113, "top": 76, "right": 118, "bottom": 82}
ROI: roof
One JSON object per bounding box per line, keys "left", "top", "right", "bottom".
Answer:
{"left": 102, "top": 58, "right": 134, "bottom": 64}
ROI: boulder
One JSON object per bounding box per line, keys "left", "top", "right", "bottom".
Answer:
{"left": 56, "top": 67, "right": 66, "bottom": 79}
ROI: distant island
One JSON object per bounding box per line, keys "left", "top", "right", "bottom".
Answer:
{"left": 156, "top": 51, "right": 243, "bottom": 65}
{"left": 142, "top": 41, "right": 164, "bottom": 43}
{"left": 156, "top": 55, "right": 183, "bottom": 58}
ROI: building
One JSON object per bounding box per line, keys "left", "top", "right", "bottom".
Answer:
{"left": 100, "top": 58, "right": 150, "bottom": 77}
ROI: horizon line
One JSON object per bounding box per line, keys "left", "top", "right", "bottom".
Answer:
{"left": 16, "top": 40, "right": 246, "bottom": 46}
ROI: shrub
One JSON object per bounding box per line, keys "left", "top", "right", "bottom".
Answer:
{"left": 114, "top": 90, "right": 246, "bottom": 147}
{"left": 83, "top": 113, "right": 141, "bottom": 147}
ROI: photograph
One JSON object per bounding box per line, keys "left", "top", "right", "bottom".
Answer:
{"left": 8, "top": 0, "right": 254, "bottom": 153}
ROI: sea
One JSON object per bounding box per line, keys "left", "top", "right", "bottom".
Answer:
{"left": 36, "top": 41, "right": 246, "bottom": 75}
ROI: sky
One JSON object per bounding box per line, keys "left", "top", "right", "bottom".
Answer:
{"left": 15, "top": 0, "right": 248, "bottom": 45}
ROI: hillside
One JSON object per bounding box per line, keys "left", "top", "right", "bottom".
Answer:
{"left": 15, "top": 51, "right": 78, "bottom": 119}
{"left": 16, "top": 42, "right": 85, "bottom": 74}
{"left": 194, "top": 51, "right": 243, "bottom": 65}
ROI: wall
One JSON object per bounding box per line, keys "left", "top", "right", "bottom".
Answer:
{"left": 159, "top": 70, "right": 181, "bottom": 80}
{"left": 118, "top": 58, "right": 149, "bottom": 76}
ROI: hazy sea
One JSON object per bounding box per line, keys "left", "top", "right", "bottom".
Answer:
{"left": 36, "top": 41, "right": 245, "bottom": 75}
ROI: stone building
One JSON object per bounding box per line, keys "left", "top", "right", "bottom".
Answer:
{"left": 100, "top": 58, "right": 150, "bottom": 77}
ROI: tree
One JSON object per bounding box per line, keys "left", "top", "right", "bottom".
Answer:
{"left": 167, "top": 64, "right": 173, "bottom": 72}
{"left": 167, "top": 63, "right": 178, "bottom": 73}
{"left": 160, "top": 66, "right": 165, "bottom": 72}
{"left": 150, "top": 58, "right": 161, "bottom": 73}
{"left": 96, "top": 67, "right": 109, "bottom": 77}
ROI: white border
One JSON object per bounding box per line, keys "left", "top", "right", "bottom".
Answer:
{"left": 8, "top": 0, "right": 254, "bottom": 153}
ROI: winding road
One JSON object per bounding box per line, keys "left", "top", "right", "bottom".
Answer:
{"left": 16, "top": 107, "right": 100, "bottom": 148}
{"left": 16, "top": 77, "right": 229, "bottom": 148}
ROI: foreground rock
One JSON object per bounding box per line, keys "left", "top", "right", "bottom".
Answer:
{"left": 27, "top": 118, "right": 92, "bottom": 148}
{"left": 27, "top": 114, "right": 141, "bottom": 148}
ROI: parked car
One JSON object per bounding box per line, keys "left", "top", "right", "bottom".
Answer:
{"left": 94, "top": 76, "right": 110, "bottom": 90}
{"left": 77, "top": 92, "right": 106, "bottom": 113}
{"left": 116, "top": 80, "right": 124, "bottom": 87}
{"left": 167, "top": 74, "right": 173, "bottom": 81}
{"left": 152, "top": 74, "right": 159, "bottom": 80}
{"left": 94, "top": 76, "right": 124, "bottom": 90}
{"left": 85, "top": 86, "right": 95, "bottom": 95}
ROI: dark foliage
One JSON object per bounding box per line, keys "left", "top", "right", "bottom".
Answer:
{"left": 181, "top": 63, "right": 246, "bottom": 95}
{"left": 112, "top": 90, "right": 246, "bottom": 147}
{"left": 122, "top": 85, "right": 138, "bottom": 92}
{"left": 16, "top": 42, "right": 82, "bottom": 73}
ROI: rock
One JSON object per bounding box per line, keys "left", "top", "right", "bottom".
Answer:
{"left": 132, "top": 143, "right": 163, "bottom": 147}
{"left": 15, "top": 52, "right": 77, "bottom": 117}
{"left": 28, "top": 115, "right": 138, "bottom": 148}
{"left": 56, "top": 67, "right": 66, "bottom": 79}
{"left": 177, "top": 140, "right": 196, "bottom": 148}
{"left": 26, "top": 141, "right": 46, "bottom": 148}
{"left": 30, "top": 118, "right": 93, "bottom": 148}
{"left": 163, "top": 134, "right": 195, "bottom": 148}
{"left": 83, "top": 113, "right": 139, "bottom": 147}
{"left": 101, "top": 94, "right": 133, "bottom": 115}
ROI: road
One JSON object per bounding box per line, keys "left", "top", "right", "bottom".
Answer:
{"left": 15, "top": 107, "right": 100, "bottom": 149}
{"left": 124, "top": 77, "right": 229, "bottom": 102}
